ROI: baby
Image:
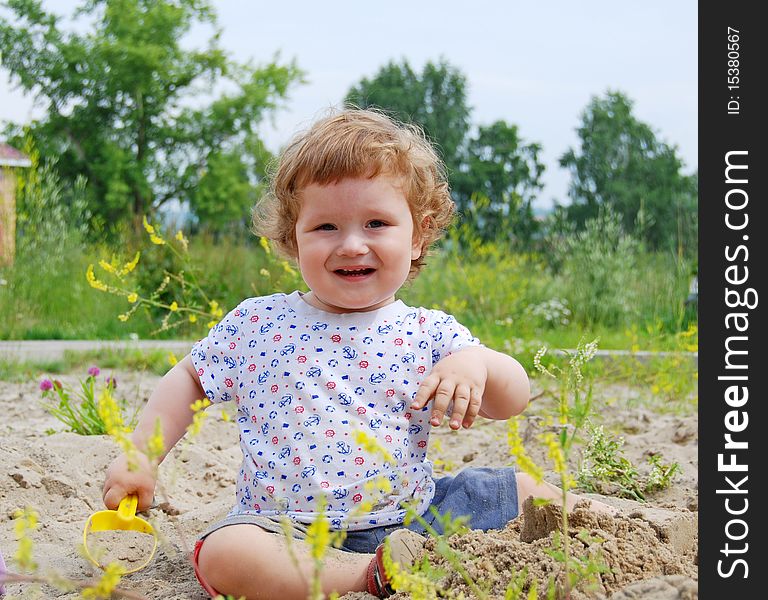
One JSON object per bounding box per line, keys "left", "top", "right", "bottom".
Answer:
{"left": 103, "top": 108, "right": 609, "bottom": 599}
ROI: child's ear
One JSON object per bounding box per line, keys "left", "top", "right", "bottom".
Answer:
{"left": 411, "top": 239, "right": 422, "bottom": 261}
{"left": 411, "top": 216, "right": 431, "bottom": 260}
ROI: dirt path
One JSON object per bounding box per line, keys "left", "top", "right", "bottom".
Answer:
{"left": 0, "top": 340, "right": 195, "bottom": 362}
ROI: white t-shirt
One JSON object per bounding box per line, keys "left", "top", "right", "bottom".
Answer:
{"left": 191, "top": 291, "right": 480, "bottom": 530}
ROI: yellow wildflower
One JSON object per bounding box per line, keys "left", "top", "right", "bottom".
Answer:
{"left": 306, "top": 511, "right": 331, "bottom": 560}
{"left": 209, "top": 299, "right": 223, "bottom": 319}
{"left": 81, "top": 562, "right": 126, "bottom": 599}
{"left": 168, "top": 352, "right": 178, "bottom": 366}
{"left": 260, "top": 268, "right": 270, "bottom": 277}
{"left": 146, "top": 419, "right": 165, "bottom": 462}
{"left": 364, "top": 478, "right": 392, "bottom": 495}
{"left": 120, "top": 251, "right": 141, "bottom": 275}
{"left": 150, "top": 233, "right": 166, "bottom": 245}
{"left": 142, "top": 215, "right": 155, "bottom": 234}
{"left": 281, "top": 261, "right": 297, "bottom": 277}
{"left": 191, "top": 398, "right": 211, "bottom": 412}
{"left": 127, "top": 293, "right": 138, "bottom": 303}
{"left": 175, "top": 230, "right": 189, "bottom": 251}
{"left": 353, "top": 430, "right": 394, "bottom": 464}
{"left": 118, "top": 314, "right": 130, "bottom": 322}
{"left": 13, "top": 507, "right": 39, "bottom": 572}
{"left": 98, "top": 259, "right": 116, "bottom": 274}
{"left": 507, "top": 417, "right": 544, "bottom": 482}
{"left": 381, "top": 539, "right": 438, "bottom": 599}
{"left": 169, "top": 301, "right": 179, "bottom": 312}
{"left": 187, "top": 398, "right": 212, "bottom": 436}
{"left": 542, "top": 431, "right": 567, "bottom": 479}
{"left": 86, "top": 264, "right": 108, "bottom": 292}
{"left": 259, "top": 236, "right": 271, "bottom": 254}
{"left": 98, "top": 388, "right": 124, "bottom": 432}
{"left": 188, "top": 314, "right": 198, "bottom": 323}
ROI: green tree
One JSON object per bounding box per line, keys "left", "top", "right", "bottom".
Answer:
{"left": 345, "top": 58, "right": 545, "bottom": 245}
{"left": 453, "top": 120, "right": 545, "bottom": 244}
{"left": 559, "top": 90, "right": 697, "bottom": 253}
{"left": 0, "top": 0, "right": 303, "bottom": 231}
{"left": 345, "top": 57, "right": 470, "bottom": 175}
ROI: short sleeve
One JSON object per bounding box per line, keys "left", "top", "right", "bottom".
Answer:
{"left": 425, "top": 309, "right": 482, "bottom": 365}
{"left": 190, "top": 301, "right": 249, "bottom": 403}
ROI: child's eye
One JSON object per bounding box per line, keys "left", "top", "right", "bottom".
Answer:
{"left": 367, "top": 220, "right": 387, "bottom": 229}
{"left": 316, "top": 223, "right": 336, "bottom": 231}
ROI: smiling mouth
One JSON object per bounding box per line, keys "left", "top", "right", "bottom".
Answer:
{"left": 334, "top": 268, "right": 375, "bottom": 277}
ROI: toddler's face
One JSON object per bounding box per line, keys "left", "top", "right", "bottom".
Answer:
{"left": 294, "top": 175, "right": 421, "bottom": 313}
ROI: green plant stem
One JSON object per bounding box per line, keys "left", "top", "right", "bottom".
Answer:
{"left": 0, "top": 572, "right": 148, "bottom": 599}
{"left": 559, "top": 478, "right": 571, "bottom": 599}
{"left": 411, "top": 512, "right": 488, "bottom": 600}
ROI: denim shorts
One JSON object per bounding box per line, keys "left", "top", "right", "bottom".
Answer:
{"left": 196, "top": 466, "right": 519, "bottom": 554}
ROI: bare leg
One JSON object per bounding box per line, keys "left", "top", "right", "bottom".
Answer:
{"left": 516, "top": 472, "right": 618, "bottom": 515}
{"left": 196, "top": 524, "right": 372, "bottom": 600}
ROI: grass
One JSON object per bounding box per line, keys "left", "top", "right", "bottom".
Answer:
{"left": 1, "top": 243, "right": 152, "bottom": 340}
{"left": 2, "top": 229, "right": 697, "bottom": 385}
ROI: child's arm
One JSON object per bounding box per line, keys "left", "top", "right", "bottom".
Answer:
{"left": 411, "top": 346, "right": 529, "bottom": 430}
{"left": 102, "top": 354, "right": 207, "bottom": 510}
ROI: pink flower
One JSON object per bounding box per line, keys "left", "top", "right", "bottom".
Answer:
{"left": 87, "top": 366, "right": 100, "bottom": 377}
{"left": 39, "top": 379, "right": 53, "bottom": 391}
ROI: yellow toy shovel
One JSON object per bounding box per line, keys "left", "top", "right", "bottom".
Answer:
{"left": 83, "top": 495, "right": 158, "bottom": 573}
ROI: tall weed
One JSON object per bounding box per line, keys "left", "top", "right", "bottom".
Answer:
{"left": 551, "top": 208, "right": 641, "bottom": 327}
{"left": 402, "top": 243, "right": 552, "bottom": 335}
{"left": 507, "top": 339, "right": 608, "bottom": 598}
{"left": 0, "top": 146, "right": 133, "bottom": 339}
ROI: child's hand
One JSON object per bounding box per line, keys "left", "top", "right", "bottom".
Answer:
{"left": 103, "top": 451, "right": 157, "bottom": 511}
{"left": 411, "top": 349, "right": 487, "bottom": 430}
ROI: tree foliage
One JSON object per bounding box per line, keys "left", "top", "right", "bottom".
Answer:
{"left": 345, "top": 58, "right": 544, "bottom": 245}
{"left": 0, "top": 0, "right": 303, "bottom": 231}
{"left": 559, "top": 90, "right": 697, "bottom": 253}
{"left": 345, "top": 58, "right": 470, "bottom": 174}
{"left": 453, "top": 120, "right": 544, "bottom": 244}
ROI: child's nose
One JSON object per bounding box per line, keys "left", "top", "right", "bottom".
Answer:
{"left": 337, "top": 232, "right": 369, "bottom": 256}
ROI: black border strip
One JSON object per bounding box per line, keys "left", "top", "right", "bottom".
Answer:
{"left": 699, "top": 4, "right": 766, "bottom": 597}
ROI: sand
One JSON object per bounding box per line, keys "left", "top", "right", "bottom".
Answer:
{"left": 0, "top": 371, "right": 698, "bottom": 599}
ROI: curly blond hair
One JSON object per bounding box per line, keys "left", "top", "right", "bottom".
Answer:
{"left": 253, "top": 107, "right": 455, "bottom": 278}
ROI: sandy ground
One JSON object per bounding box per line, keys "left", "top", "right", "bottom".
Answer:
{"left": 0, "top": 371, "right": 698, "bottom": 599}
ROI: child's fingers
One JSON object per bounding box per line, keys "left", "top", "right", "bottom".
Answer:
{"left": 461, "top": 388, "right": 484, "bottom": 429}
{"left": 449, "top": 383, "right": 472, "bottom": 429}
{"left": 104, "top": 483, "right": 154, "bottom": 511}
{"left": 103, "top": 484, "right": 128, "bottom": 510}
{"left": 412, "top": 374, "right": 439, "bottom": 409}
{"left": 429, "top": 379, "right": 456, "bottom": 426}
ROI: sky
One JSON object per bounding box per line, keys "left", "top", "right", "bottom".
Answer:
{"left": 0, "top": 1, "right": 698, "bottom": 211}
